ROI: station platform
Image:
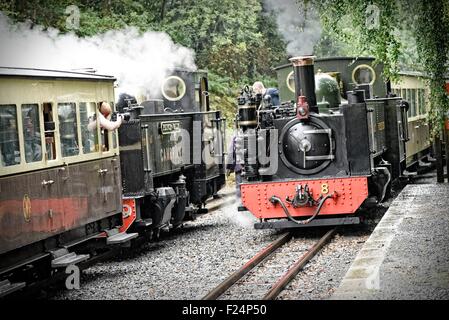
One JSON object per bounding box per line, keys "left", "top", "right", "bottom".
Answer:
{"left": 332, "top": 183, "right": 449, "bottom": 299}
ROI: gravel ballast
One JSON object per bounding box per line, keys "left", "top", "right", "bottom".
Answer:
{"left": 53, "top": 179, "right": 403, "bottom": 300}
{"left": 55, "top": 188, "right": 280, "bottom": 300}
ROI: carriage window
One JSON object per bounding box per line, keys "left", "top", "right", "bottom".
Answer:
{"left": 80, "top": 102, "right": 98, "bottom": 154}
{"left": 58, "top": 102, "right": 79, "bottom": 157}
{"left": 161, "top": 76, "right": 186, "bottom": 101}
{"left": 22, "top": 104, "right": 42, "bottom": 163}
{"left": 43, "top": 103, "right": 56, "bottom": 160}
{"left": 418, "top": 89, "right": 426, "bottom": 115}
{"left": 352, "top": 64, "right": 376, "bottom": 85}
{"left": 421, "top": 89, "right": 427, "bottom": 114}
{"left": 0, "top": 104, "right": 20, "bottom": 167}
{"left": 405, "top": 89, "right": 412, "bottom": 117}
{"left": 410, "top": 89, "right": 417, "bottom": 117}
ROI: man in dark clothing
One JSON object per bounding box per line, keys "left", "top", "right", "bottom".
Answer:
{"left": 252, "top": 81, "right": 280, "bottom": 106}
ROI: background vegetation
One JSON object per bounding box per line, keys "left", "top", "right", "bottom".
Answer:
{"left": 1, "top": 0, "right": 448, "bottom": 133}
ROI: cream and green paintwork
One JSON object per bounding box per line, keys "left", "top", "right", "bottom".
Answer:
{"left": 391, "top": 72, "right": 431, "bottom": 164}
{"left": 0, "top": 77, "right": 118, "bottom": 176}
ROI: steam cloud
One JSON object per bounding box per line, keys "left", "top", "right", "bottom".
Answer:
{"left": 0, "top": 12, "right": 196, "bottom": 99}
{"left": 264, "top": 0, "right": 322, "bottom": 56}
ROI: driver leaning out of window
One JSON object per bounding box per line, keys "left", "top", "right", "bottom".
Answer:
{"left": 88, "top": 101, "right": 123, "bottom": 131}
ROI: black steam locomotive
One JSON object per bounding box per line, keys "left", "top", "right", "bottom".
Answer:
{"left": 116, "top": 69, "right": 227, "bottom": 238}
{"left": 235, "top": 56, "right": 412, "bottom": 229}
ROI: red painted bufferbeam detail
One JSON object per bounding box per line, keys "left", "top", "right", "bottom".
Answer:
{"left": 240, "top": 177, "right": 369, "bottom": 219}
{"left": 119, "top": 198, "right": 137, "bottom": 233}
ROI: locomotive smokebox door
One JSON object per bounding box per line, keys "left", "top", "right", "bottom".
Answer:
{"left": 279, "top": 117, "right": 334, "bottom": 175}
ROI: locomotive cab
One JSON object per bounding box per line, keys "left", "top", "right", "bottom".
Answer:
{"left": 116, "top": 69, "right": 226, "bottom": 237}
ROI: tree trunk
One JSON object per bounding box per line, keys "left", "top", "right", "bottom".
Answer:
{"left": 434, "top": 134, "right": 444, "bottom": 183}
{"left": 445, "top": 118, "right": 449, "bottom": 182}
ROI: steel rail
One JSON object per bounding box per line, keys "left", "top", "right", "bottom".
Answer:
{"left": 262, "top": 227, "right": 337, "bottom": 300}
{"left": 206, "top": 198, "right": 237, "bottom": 213}
{"left": 202, "top": 232, "right": 292, "bottom": 300}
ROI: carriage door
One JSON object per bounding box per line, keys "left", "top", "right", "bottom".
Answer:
{"left": 39, "top": 82, "right": 65, "bottom": 232}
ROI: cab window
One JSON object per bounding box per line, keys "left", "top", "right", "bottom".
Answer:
{"left": 161, "top": 76, "right": 186, "bottom": 101}
{"left": 0, "top": 104, "right": 20, "bottom": 167}
{"left": 22, "top": 104, "right": 42, "bottom": 163}
{"left": 58, "top": 102, "right": 79, "bottom": 157}
{"left": 198, "top": 77, "right": 209, "bottom": 111}
{"left": 287, "top": 71, "right": 295, "bottom": 93}
{"left": 352, "top": 64, "right": 376, "bottom": 85}
{"left": 80, "top": 102, "right": 99, "bottom": 153}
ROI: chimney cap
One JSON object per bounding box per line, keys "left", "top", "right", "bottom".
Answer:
{"left": 289, "top": 56, "right": 316, "bottom": 66}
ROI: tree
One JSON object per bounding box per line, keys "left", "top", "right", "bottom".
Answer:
{"left": 305, "top": 0, "right": 449, "bottom": 135}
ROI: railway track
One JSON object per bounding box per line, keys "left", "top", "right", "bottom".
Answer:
{"left": 204, "top": 194, "right": 237, "bottom": 213}
{"left": 203, "top": 228, "right": 337, "bottom": 300}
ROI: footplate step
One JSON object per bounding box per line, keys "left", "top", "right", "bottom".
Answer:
{"left": 50, "top": 248, "right": 89, "bottom": 268}
{"left": 418, "top": 159, "right": 432, "bottom": 168}
{"left": 402, "top": 169, "right": 418, "bottom": 176}
{"left": 105, "top": 228, "right": 138, "bottom": 245}
{"left": 135, "top": 218, "right": 153, "bottom": 228}
{"left": 0, "top": 280, "right": 26, "bottom": 297}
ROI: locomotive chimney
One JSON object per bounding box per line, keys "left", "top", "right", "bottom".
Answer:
{"left": 289, "top": 56, "right": 318, "bottom": 113}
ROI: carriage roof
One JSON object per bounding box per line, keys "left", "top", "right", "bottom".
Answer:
{"left": 0, "top": 66, "right": 116, "bottom": 81}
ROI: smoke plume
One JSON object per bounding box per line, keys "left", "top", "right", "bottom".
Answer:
{"left": 0, "top": 12, "right": 196, "bottom": 99}
{"left": 264, "top": 0, "right": 322, "bottom": 56}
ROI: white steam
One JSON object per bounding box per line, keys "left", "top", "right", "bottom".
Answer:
{"left": 264, "top": 0, "right": 322, "bottom": 56}
{"left": 222, "top": 201, "right": 257, "bottom": 229}
{"left": 0, "top": 12, "right": 196, "bottom": 99}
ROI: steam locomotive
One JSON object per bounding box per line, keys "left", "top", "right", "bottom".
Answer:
{"left": 116, "top": 69, "right": 226, "bottom": 238}
{"left": 235, "top": 56, "right": 415, "bottom": 229}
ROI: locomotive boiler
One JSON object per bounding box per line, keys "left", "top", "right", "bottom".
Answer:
{"left": 235, "top": 56, "right": 409, "bottom": 229}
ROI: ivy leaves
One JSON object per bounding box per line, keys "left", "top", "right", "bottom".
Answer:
{"left": 310, "top": 0, "right": 449, "bottom": 134}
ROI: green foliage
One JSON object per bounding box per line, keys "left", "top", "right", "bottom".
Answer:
{"left": 1, "top": 0, "right": 286, "bottom": 130}
{"left": 308, "top": 0, "right": 449, "bottom": 136}
{"left": 5, "top": 0, "right": 447, "bottom": 134}
{"left": 399, "top": 0, "right": 449, "bottom": 136}
{"left": 310, "top": 0, "right": 401, "bottom": 81}
{"left": 158, "top": 0, "right": 285, "bottom": 80}
{"left": 207, "top": 71, "right": 278, "bottom": 130}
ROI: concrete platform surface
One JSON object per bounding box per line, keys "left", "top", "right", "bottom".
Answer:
{"left": 332, "top": 184, "right": 449, "bottom": 299}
